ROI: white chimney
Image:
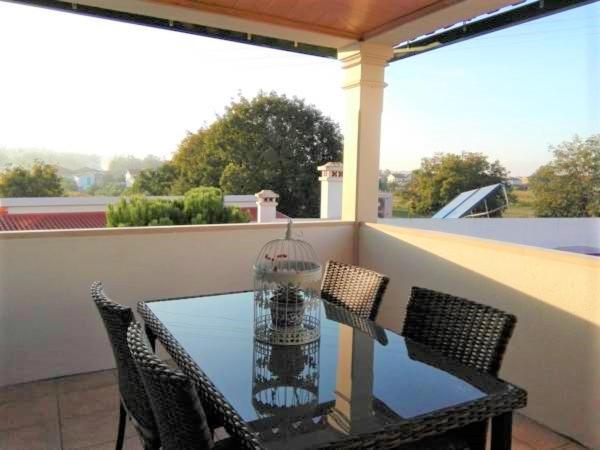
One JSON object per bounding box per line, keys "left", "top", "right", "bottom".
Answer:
{"left": 255, "top": 190, "right": 279, "bottom": 223}
{"left": 318, "top": 162, "right": 343, "bottom": 219}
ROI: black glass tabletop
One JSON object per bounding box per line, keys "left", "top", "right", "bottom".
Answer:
{"left": 140, "top": 291, "right": 522, "bottom": 449}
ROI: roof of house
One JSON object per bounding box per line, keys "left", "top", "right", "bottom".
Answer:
{"left": 0, "top": 212, "right": 107, "bottom": 231}
{"left": 0, "top": 207, "right": 288, "bottom": 231}
{"left": 238, "top": 207, "right": 288, "bottom": 222}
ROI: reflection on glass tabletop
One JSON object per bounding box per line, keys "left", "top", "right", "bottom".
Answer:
{"left": 143, "top": 291, "right": 511, "bottom": 449}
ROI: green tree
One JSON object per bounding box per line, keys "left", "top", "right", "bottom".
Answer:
{"left": 60, "top": 176, "right": 79, "bottom": 194}
{"left": 107, "top": 196, "right": 186, "bottom": 227}
{"left": 403, "top": 152, "right": 511, "bottom": 216}
{"left": 106, "top": 187, "right": 249, "bottom": 227}
{"left": 183, "top": 187, "right": 249, "bottom": 224}
{"left": 171, "top": 92, "right": 343, "bottom": 217}
{"left": 107, "top": 154, "right": 163, "bottom": 178}
{"left": 87, "top": 182, "right": 127, "bottom": 196}
{"left": 132, "top": 164, "right": 179, "bottom": 195}
{"left": 529, "top": 135, "right": 600, "bottom": 217}
{"left": 0, "top": 161, "right": 64, "bottom": 197}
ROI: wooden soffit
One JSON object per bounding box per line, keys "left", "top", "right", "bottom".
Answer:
{"left": 146, "top": 0, "right": 468, "bottom": 40}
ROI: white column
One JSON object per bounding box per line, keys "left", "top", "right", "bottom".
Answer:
{"left": 338, "top": 43, "right": 393, "bottom": 222}
{"left": 318, "top": 162, "right": 343, "bottom": 219}
{"left": 255, "top": 190, "right": 279, "bottom": 223}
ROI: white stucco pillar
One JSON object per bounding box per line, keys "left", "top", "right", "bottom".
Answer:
{"left": 338, "top": 43, "right": 393, "bottom": 222}
{"left": 318, "top": 162, "right": 344, "bottom": 219}
{"left": 255, "top": 190, "right": 279, "bottom": 223}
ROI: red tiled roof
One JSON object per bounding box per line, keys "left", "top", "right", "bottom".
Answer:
{"left": 0, "top": 212, "right": 107, "bottom": 231}
{"left": 239, "top": 207, "right": 288, "bottom": 222}
{"left": 0, "top": 207, "right": 288, "bottom": 231}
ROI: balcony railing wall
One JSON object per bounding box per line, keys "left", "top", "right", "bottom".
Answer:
{"left": 0, "top": 221, "right": 355, "bottom": 389}
{"left": 358, "top": 223, "right": 600, "bottom": 448}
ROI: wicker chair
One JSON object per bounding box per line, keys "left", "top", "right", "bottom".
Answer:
{"left": 402, "top": 286, "right": 517, "bottom": 449}
{"left": 320, "top": 261, "right": 389, "bottom": 321}
{"left": 127, "top": 322, "right": 233, "bottom": 450}
{"left": 90, "top": 282, "right": 159, "bottom": 450}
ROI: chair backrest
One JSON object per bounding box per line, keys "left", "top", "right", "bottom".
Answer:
{"left": 402, "top": 286, "right": 516, "bottom": 376}
{"left": 127, "top": 322, "right": 214, "bottom": 450}
{"left": 320, "top": 261, "right": 389, "bottom": 321}
{"left": 90, "top": 282, "right": 157, "bottom": 434}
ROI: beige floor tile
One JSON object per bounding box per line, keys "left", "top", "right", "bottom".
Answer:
{"left": 553, "top": 443, "right": 589, "bottom": 450}
{"left": 0, "top": 423, "right": 61, "bottom": 450}
{"left": 57, "top": 370, "right": 116, "bottom": 395}
{"left": 74, "top": 435, "right": 143, "bottom": 450}
{"left": 61, "top": 409, "right": 136, "bottom": 450}
{"left": 59, "top": 385, "right": 119, "bottom": 420}
{"left": 0, "top": 396, "right": 58, "bottom": 432}
{"left": 513, "top": 414, "right": 571, "bottom": 450}
{"left": 0, "top": 380, "right": 57, "bottom": 406}
{"left": 511, "top": 437, "right": 536, "bottom": 450}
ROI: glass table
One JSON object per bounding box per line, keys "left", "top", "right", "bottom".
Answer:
{"left": 138, "top": 291, "right": 526, "bottom": 450}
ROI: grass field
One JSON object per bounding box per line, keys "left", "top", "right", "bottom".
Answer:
{"left": 504, "top": 190, "right": 536, "bottom": 218}
{"left": 392, "top": 190, "right": 536, "bottom": 218}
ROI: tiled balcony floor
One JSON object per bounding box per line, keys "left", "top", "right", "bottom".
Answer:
{"left": 0, "top": 369, "right": 588, "bottom": 450}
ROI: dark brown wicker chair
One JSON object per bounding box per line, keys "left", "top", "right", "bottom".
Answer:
{"left": 320, "top": 261, "right": 389, "bottom": 321}
{"left": 402, "top": 286, "right": 518, "bottom": 450}
{"left": 127, "top": 322, "right": 233, "bottom": 450}
{"left": 90, "top": 282, "right": 159, "bottom": 450}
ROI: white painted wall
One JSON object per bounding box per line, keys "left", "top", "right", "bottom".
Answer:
{"left": 320, "top": 178, "right": 343, "bottom": 219}
{"left": 359, "top": 223, "right": 600, "bottom": 448}
{"left": 379, "top": 218, "right": 600, "bottom": 250}
{"left": 0, "top": 221, "right": 354, "bottom": 387}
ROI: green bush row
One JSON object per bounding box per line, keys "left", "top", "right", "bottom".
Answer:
{"left": 107, "top": 187, "right": 250, "bottom": 227}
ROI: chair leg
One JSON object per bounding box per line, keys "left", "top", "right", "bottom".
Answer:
{"left": 491, "top": 412, "right": 513, "bottom": 450}
{"left": 115, "top": 402, "right": 127, "bottom": 450}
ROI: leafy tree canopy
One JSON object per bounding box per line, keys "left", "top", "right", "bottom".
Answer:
{"left": 171, "top": 92, "right": 343, "bottom": 217}
{"left": 107, "top": 154, "right": 163, "bottom": 177}
{"left": 0, "top": 161, "right": 64, "bottom": 197}
{"left": 87, "top": 182, "right": 128, "bottom": 197}
{"left": 0, "top": 148, "right": 101, "bottom": 171}
{"left": 529, "top": 134, "right": 599, "bottom": 217}
{"left": 132, "top": 163, "right": 179, "bottom": 196}
{"left": 403, "top": 152, "right": 511, "bottom": 216}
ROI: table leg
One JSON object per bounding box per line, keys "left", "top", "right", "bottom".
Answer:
{"left": 491, "top": 412, "right": 513, "bottom": 450}
{"left": 145, "top": 325, "right": 157, "bottom": 352}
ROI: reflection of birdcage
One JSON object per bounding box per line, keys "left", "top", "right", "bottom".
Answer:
{"left": 253, "top": 221, "right": 321, "bottom": 345}
{"left": 252, "top": 339, "right": 320, "bottom": 419}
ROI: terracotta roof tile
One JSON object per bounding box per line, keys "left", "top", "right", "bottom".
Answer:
{"left": 0, "top": 212, "right": 107, "bottom": 231}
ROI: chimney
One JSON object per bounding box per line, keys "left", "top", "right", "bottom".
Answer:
{"left": 318, "top": 162, "right": 343, "bottom": 219}
{"left": 255, "top": 190, "right": 279, "bottom": 223}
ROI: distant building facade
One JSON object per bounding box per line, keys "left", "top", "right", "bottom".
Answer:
{"left": 125, "top": 169, "right": 140, "bottom": 188}
{"left": 508, "top": 177, "right": 529, "bottom": 190}
{"left": 72, "top": 168, "right": 104, "bottom": 191}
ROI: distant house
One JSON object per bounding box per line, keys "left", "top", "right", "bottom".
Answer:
{"left": 508, "top": 177, "right": 529, "bottom": 190}
{"left": 71, "top": 168, "right": 104, "bottom": 191}
{"left": 125, "top": 169, "right": 140, "bottom": 188}
{"left": 387, "top": 171, "right": 411, "bottom": 186}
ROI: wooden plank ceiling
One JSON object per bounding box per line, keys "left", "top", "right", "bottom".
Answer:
{"left": 148, "top": 0, "right": 466, "bottom": 40}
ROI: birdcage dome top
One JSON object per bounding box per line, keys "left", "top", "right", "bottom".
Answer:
{"left": 254, "top": 221, "right": 321, "bottom": 285}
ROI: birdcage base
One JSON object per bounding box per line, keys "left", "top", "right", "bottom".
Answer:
{"left": 254, "top": 315, "right": 320, "bottom": 345}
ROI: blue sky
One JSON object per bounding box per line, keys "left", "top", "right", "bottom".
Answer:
{"left": 383, "top": 2, "right": 600, "bottom": 175}
{"left": 0, "top": 1, "right": 598, "bottom": 176}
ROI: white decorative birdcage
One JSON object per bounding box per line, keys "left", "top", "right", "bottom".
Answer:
{"left": 253, "top": 221, "right": 322, "bottom": 345}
